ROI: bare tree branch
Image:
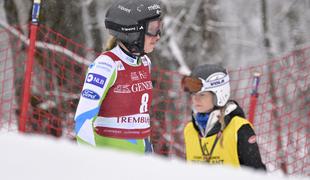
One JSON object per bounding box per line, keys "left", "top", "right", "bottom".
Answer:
{"left": 0, "top": 20, "right": 91, "bottom": 66}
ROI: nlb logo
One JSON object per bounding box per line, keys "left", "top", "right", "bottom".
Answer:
{"left": 82, "top": 89, "right": 100, "bottom": 100}
{"left": 86, "top": 73, "right": 106, "bottom": 88}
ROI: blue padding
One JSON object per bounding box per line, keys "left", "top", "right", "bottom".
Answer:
{"left": 126, "top": 139, "right": 137, "bottom": 144}
{"left": 75, "top": 107, "right": 99, "bottom": 134}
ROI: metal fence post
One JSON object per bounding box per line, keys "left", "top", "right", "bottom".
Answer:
{"left": 19, "top": 0, "right": 41, "bottom": 132}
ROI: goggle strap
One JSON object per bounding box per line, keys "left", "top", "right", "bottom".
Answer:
{"left": 105, "top": 20, "right": 144, "bottom": 33}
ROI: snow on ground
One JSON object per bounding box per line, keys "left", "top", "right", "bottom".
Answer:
{"left": 0, "top": 133, "right": 306, "bottom": 180}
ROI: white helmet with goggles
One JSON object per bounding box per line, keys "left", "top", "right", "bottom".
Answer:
{"left": 182, "top": 64, "right": 230, "bottom": 107}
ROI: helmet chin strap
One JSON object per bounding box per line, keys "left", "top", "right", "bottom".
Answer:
{"left": 120, "top": 41, "right": 145, "bottom": 57}
{"left": 122, "top": 24, "right": 147, "bottom": 56}
{"left": 119, "top": 41, "right": 143, "bottom": 57}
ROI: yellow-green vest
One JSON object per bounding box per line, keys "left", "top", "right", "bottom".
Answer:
{"left": 184, "top": 116, "right": 251, "bottom": 167}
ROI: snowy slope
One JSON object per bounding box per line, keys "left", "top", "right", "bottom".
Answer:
{"left": 0, "top": 133, "right": 305, "bottom": 180}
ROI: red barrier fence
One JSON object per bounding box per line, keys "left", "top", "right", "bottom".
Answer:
{"left": 0, "top": 24, "right": 309, "bottom": 176}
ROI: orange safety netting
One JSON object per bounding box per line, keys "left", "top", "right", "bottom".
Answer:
{"left": 0, "top": 24, "right": 309, "bottom": 176}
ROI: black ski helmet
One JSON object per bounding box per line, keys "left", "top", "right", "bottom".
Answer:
{"left": 105, "top": 0, "right": 162, "bottom": 55}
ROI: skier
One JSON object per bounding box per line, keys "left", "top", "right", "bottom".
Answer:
{"left": 74, "top": 0, "right": 162, "bottom": 153}
{"left": 182, "top": 64, "right": 266, "bottom": 170}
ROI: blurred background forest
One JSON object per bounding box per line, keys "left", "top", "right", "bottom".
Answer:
{"left": 1, "top": 0, "right": 310, "bottom": 72}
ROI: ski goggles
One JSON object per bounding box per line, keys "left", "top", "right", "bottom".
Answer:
{"left": 181, "top": 76, "right": 203, "bottom": 93}
{"left": 181, "top": 75, "right": 230, "bottom": 93}
{"left": 146, "top": 19, "right": 162, "bottom": 36}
